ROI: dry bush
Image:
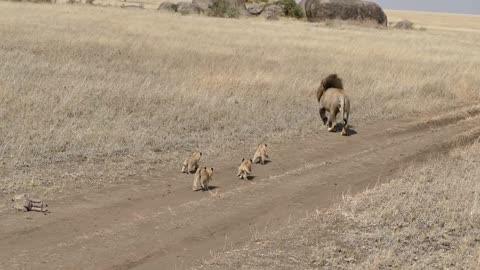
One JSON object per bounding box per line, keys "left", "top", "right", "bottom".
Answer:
{"left": 0, "top": 3, "right": 479, "bottom": 199}
{"left": 197, "top": 142, "right": 480, "bottom": 269}
{"left": 279, "top": 0, "right": 303, "bottom": 19}
{"left": 208, "top": 0, "right": 240, "bottom": 18}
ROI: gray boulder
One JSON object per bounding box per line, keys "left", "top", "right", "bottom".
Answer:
{"left": 120, "top": 2, "right": 144, "bottom": 8}
{"left": 192, "top": 0, "right": 213, "bottom": 13}
{"left": 394, "top": 20, "right": 414, "bottom": 29}
{"left": 266, "top": 14, "right": 279, "bottom": 20}
{"left": 176, "top": 2, "right": 203, "bottom": 14}
{"left": 158, "top": 1, "right": 178, "bottom": 12}
{"left": 245, "top": 2, "right": 264, "bottom": 15}
{"left": 305, "top": 0, "right": 387, "bottom": 26}
{"left": 262, "top": 4, "right": 284, "bottom": 17}
{"left": 298, "top": 0, "right": 306, "bottom": 12}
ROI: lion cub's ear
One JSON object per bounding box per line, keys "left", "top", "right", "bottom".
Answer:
{"left": 210, "top": 168, "right": 214, "bottom": 171}
{"left": 249, "top": 159, "right": 253, "bottom": 162}
{"left": 242, "top": 158, "right": 245, "bottom": 162}
{"left": 265, "top": 144, "right": 267, "bottom": 147}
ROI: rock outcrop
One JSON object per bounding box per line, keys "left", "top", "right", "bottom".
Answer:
{"left": 176, "top": 2, "right": 202, "bottom": 14}
{"left": 394, "top": 20, "right": 414, "bottom": 30}
{"left": 158, "top": 1, "right": 178, "bottom": 12}
{"left": 262, "top": 4, "right": 284, "bottom": 17}
{"left": 245, "top": 2, "right": 264, "bottom": 15}
{"left": 305, "top": 0, "right": 387, "bottom": 26}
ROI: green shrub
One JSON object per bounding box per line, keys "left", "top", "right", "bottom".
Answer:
{"left": 279, "top": 0, "right": 303, "bottom": 18}
{"left": 208, "top": 0, "right": 240, "bottom": 18}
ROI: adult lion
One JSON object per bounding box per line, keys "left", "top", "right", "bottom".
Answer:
{"left": 316, "top": 74, "right": 351, "bottom": 136}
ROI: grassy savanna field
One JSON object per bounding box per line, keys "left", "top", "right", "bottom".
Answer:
{"left": 1, "top": 1, "right": 480, "bottom": 204}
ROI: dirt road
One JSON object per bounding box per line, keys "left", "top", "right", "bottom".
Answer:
{"left": 1, "top": 106, "right": 480, "bottom": 270}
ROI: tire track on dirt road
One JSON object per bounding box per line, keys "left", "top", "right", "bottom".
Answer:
{"left": 1, "top": 106, "right": 479, "bottom": 270}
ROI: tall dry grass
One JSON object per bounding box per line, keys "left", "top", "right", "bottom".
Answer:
{"left": 0, "top": 2, "right": 479, "bottom": 198}
{"left": 197, "top": 142, "right": 480, "bottom": 269}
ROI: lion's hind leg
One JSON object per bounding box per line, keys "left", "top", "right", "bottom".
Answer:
{"left": 238, "top": 169, "right": 245, "bottom": 180}
{"left": 201, "top": 179, "right": 209, "bottom": 191}
{"left": 328, "top": 108, "right": 339, "bottom": 132}
{"left": 319, "top": 107, "right": 328, "bottom": 126}
{"left": 340, "top": 103, "right": 349, "bottom": 136}
{"left": 181, "top": 160, "right": 189, "bottom": 173}
{"left": 341, "top": 115, "right": 348, "bottom": 136}
{"left": 327, "top": 116, "right": 336, "bottom": 132}
{"left": 192, "top": 173, "right": 200, "bottom": 191}
{"left": 187, "top": 163, "right": 195, "bottom": 174}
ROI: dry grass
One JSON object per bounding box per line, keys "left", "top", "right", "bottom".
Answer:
{"left": 197, "top": 142, "right": 480, "bottom": 269}
{"left": 387, "top": 10, "right": 480, "bottom": 32}
{"left": 0, "top": 2, "right": 479, "bottom": 200}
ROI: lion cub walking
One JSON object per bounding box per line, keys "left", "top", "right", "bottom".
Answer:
{"left": 253, "top": 144, "right": 269, "bottom": 165}
{"left": 182, "top": 151, "right": 202, "bottom": 174}
{"left": 192, "top": 167, "right": 214, "bottom": 191}
{"left": 237, "top": 158, "right": 252, "bottom": 180}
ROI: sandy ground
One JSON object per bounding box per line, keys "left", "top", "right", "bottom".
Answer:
{"left": 1, "top": 106, "right": 480, "bottom": 269}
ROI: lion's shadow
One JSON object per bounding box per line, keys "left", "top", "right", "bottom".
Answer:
{"left": 254, "top": 160, "right": 271, "bottom": 165}
{"left": 201, "top": 186, "right": 219, "bottom": 191}
{"left": 335, "top": 123, "right": 358, "bottom": 136}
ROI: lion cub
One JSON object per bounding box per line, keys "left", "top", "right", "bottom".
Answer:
{"left": 192, "top": 167, "right": 214, "bottom": 191}
{"left": 237, "top": 158, "right": 252, "bottom": 180}
{"left": 253, "top": 144, "right": 269, "bottom": 165}
{"left": 181, "top": 151, "right": 202, "bottom": 174}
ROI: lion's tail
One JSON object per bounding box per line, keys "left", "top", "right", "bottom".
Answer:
{"left": 316, "top": 86, "right": 324, "bottom": 102}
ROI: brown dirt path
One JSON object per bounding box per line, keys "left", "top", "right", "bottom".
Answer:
{"left": 1, "top": 106, "right": 480, "bottom": 270}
